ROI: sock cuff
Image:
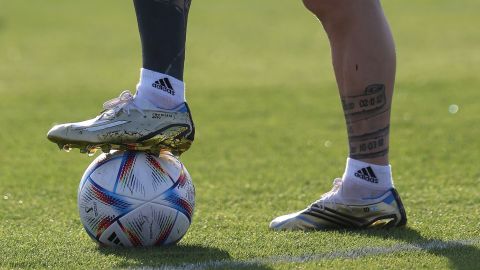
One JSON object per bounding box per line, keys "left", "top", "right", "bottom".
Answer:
{"left": 138, "top": 68, "right": 185, "bottom": 87}
{"left": 346, "top": 158, "right": 391, "bottom": 172}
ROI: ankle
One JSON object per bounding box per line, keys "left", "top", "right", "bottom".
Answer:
{"left": 341, "top": 158, "right": 394, "bottom": 198}
{"left": 135, "top": 68, "right": 185, "bottom": 109}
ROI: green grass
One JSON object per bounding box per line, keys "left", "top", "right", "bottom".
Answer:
{"left": 1, "top": 0, "right": 480, "bottom": 269}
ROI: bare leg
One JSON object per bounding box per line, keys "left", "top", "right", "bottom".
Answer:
{"left": 304, "top": 0, "right": 395, "bottom": 166}
{"left": 269, "top": 0, "right": 407, "bottom": 231}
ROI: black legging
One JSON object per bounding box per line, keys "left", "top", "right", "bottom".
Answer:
{"left": 133, "top": 0, "right": 192, "bottom": 80}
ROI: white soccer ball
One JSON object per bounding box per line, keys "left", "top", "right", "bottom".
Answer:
{"left": 78, "top": 150, "right": 195, "bottom": 247}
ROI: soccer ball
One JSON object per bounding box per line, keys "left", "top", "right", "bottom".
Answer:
{"left": 77, "top": 150, "right": 195, "bottom": 247}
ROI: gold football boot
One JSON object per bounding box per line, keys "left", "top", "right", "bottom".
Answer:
{"left": 47, "top": 91, "right": 195, "bottom": 156}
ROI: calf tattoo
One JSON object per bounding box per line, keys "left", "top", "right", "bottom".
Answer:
{"left": 349, "top": 125, "right": 389, "bottom": 159}
{"left": 342, "top": 84, "right": 390, "bottom": 159}
{"left": 342, "top": 84, "right": 386, "bottom": 116}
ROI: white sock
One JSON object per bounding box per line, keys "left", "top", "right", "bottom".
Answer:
{"left": 135, "top": 68, "right": 185, "bottom": 109}
{"left": 341, "top": 158, "right": 394, "bottom": 199}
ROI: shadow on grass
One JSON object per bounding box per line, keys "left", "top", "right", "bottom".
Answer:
{"left": 98, "top": 243, "right": 273, "bottom": 270}
{"left": 354, "top": 227, "right": 480, "bottom": 270}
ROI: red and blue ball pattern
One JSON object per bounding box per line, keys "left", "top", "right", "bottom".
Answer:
{"left": 78, "top": 151, "right": 194, "bottom": 246}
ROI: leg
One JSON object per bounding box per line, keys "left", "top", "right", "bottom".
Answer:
{"left": 47, "top": 0, "right": 195, "bottom": 156}
{"left": 134, "top": 0, "right": 192, "bottom": 109}
{"left": 304, "top": 0, "right": 395, "bottom": 166}
{"left": 134, "top": 0, "right": 191, "bottom": 80}
{"left": 270, "top": 0, "right": 406, "bottom": 230}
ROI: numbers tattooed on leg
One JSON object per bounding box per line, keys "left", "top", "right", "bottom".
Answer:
{"left": 348, "top": 125, "right": 389, "bottom": 159}
{"left": 342, "top": 84, "right": 386, "bottom": 116}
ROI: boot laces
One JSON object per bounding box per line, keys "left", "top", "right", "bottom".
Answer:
{"left": 310, "top": 178, "right": 343, "bottom": 210}
{"left": 102, "top": 90, "right": 145, "bottom": 117}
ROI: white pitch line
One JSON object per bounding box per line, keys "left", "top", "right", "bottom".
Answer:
{"left": 136, "top": 238, "right": 480, "bottom": 270}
